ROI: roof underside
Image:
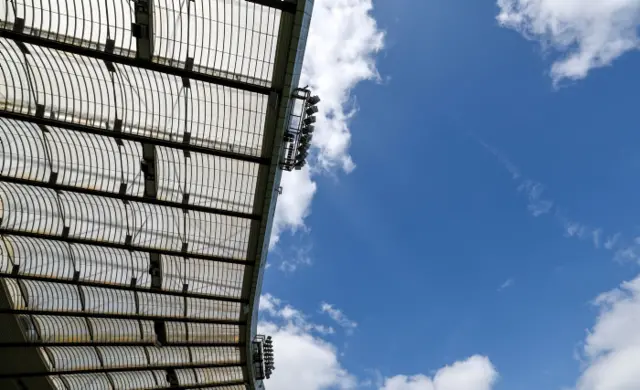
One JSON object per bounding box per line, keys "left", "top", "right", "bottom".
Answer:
{"left": 0, "top": 0, "right": 307, "bottom": 389}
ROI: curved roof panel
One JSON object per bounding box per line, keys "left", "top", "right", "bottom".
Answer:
{"left": 0, "top": 0, "right": 312, "bottom": 388}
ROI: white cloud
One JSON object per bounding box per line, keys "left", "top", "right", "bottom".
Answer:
{"left": 271, "top": 168, "right": 317, "bottom": 249}
{"left": 259, "top": 294, "right": 498, "bottom": 390}
{"left": 260, "top": 293, "right": 282, "bottom": 316}
{"left": 259, "top": 321, "right": 355, "bottom": 390}
{"left": 300, "top": 0, "right": 385, "bottom": 172}
{"left": 380, "top": 356, "right": 498, "bottom": 390}
{"left": 270, "top": 0, "right": 385, "bottom": 247}
{"left": 258, "top": 295, "right": 354, "bottom": 390}
{"left": 496, "top": 0, "right": 640, "bottom": 83}
{"left": 320, "top": 302, "right": 358, "bottom": 333}
{"left": 575, "top": 274, "right": 640, "bottom": 390}
{"left": 260, "top": 294, "right": 335, "bottom": 335}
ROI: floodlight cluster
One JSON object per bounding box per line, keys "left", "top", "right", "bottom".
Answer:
{"left": 293, "top": 95, "right": 320, "bottom": 170}
{"left": 263, "top": 336, "right": 275, "bottom": 379}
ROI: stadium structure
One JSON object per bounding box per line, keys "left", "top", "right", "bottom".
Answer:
{"left": 0, "top": 0, "right": 319, "bottom": 389}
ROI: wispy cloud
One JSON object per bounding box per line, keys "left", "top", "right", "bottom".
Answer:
{"left": 320, "top": 302, "right": 358, "bottom": 334}
{"left": 518, "top": 180, "right": 554, "bottom": 217}
{"left": 592, "top": 229, "right": 603, "bottom": 249}
{"left": 605, "top": 233, "right": 621, "bottom": 250}
{"left": 498, "top": 278, "right": 515, "bottom": 292}
{"left": 477, "top": 137, "right": 640, "bottom": 264}
{"left": 477, "top": 137, "right": 552, "bottom": 217}
{"left": 477, "top": 139, "right": 554, "bottom": 219}
{"left": 476, "top": 138, "right": 521, "bottom": 180}
{"left": 277, "top": 244, "right": 314, "bottom": 273}
{"left": 564, "top": 219, "right": 589, "bottom": 239}
{"left": 260, "top": 294, "right": 335, "bottom": 335}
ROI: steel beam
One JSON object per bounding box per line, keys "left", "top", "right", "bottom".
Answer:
{"left": 0, "top": 175, "right": 260, "bottom": 221}
{"left": 0, "top": 111, "right": 270, "bottom": 166}
{"left": 0, "top": 29, "right": 273, "bottom": 96}
{"left": 157, "top": 381, "right": 247, "bottom": 390}
{"left": 0, "top": 310, "right": 245, "bottom": 326}
{"left": 0, "top": 229, "right": 254, "bottom": 267}
{"left": 0, "top": 341, "right": 244, "bottom": 348}
{"left": 0, "top": 362, "right": 245, "bottom": 379}
{"left": 0, "top": 273, "right": 246, "bottom": 305}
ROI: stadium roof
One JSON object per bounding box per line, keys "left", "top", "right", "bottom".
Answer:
{"left": 0, "top": 0, "right": 313, "bottom": 389}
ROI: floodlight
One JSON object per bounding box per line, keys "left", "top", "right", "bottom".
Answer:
{"left": 306, "top": 106, "right": 319, "bottom": 115}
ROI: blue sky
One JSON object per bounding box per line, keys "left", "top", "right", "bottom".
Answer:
{"left": 261, "top": 1, "right": 640, "bottom": 390}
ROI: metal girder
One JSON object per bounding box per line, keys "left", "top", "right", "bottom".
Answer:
{"left": 157, "top": 381, "right": 246, "bottom": 390}
{"left": 246, "top": 0, "right": 297, "bottom": 13}
{"left": 240, "top": 4, "right": 300, "bottom": 388}
{"left": 0, "top": 362, "right": 245, "bottom": 380}
{"left": 0, "top": 273, "right": 246, "bottom": 305}
{"left": 0, "top": 28, "right": 273, "bottom": 96}
{"left": 0, "top": 111, "right": 270, "bottom": 166}
{"left": 0, "top": 229, "right": 255, "bottom": 267}
{"left": 0, "top": 175, "right": 261, "bottom": 222}
{"left": 0, "top": 310, "right": 245, "bottom": 326}
{"left": 0, "top": 341, "right": 244, "bottom": 348}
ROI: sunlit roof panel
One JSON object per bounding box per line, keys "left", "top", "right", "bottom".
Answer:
{"left": 19, "top": 315, "right": 152, "bottom": 344}
{"left": 38, "top": 346, "right": 242, "bottom": 371}
{"left": 163, "top": 256, "right": 245, "bottom": 299}
{"left": 6, "top": 278, "right": 242, "bottom": 320}
{"left": 166, "top": 322, "right": 241, "bottom": 344}
{"left": 153, "top": 0, "right": 281, "bottom": 86}
{"left": 14, "top": 316, "right": 243, "bottom": 345}
{"left": 0, "top": 182, "right": 252, "bottom": 260}
{"left": 7, "top": 240, "right": 110, "bottom": 285}
{"left": 0, "top": 0, "right": 311, "bottom": 387}
{"left": 0, "top": 0, "right": 281, "bottom": 87}
{"left": 0, "top": 119, "right": 260, "bottom": 216}
{"left": 157, "top": 148, "right": 259, "bottom": 215}
{"left": 0, "top": 0, "right": 137, "bottom": 53}
{"left": 196, "top": 367, "right": 246, "bottom": 384}
{"left": 0, "top": 39, "right": 269, "bottom": 158}
{"left": 57, "top": 373, "right": 114, "bottom": 390}
{"left": 109, "top": 371, "right": 164, "bottom": 389}
{"left": 176, "top": 366, "right": 244, "bottom": 386}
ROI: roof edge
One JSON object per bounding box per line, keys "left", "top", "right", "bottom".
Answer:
{"left": 244, "top": 1, "right": 315, "bottom": 389}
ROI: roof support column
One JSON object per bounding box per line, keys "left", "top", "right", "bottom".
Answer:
{"left": 133, "top": 5, "right": 174, "bottom": 387}
{"left": 133, "top": 0, "right": 154, "bottom": 61}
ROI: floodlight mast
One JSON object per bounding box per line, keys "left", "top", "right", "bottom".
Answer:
{"left": 281, "top": 88, "right": 321, "bottom": 171}
{"left": 253, "top": 335, "right": 276, "bottom": 380}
